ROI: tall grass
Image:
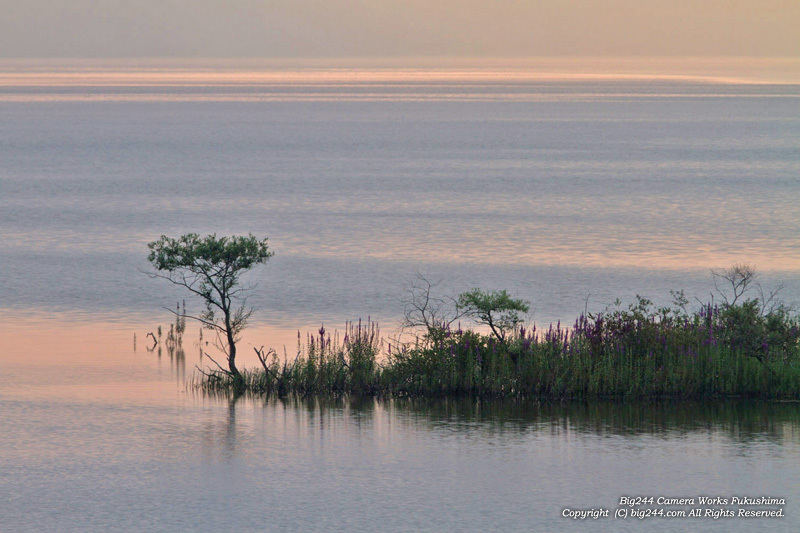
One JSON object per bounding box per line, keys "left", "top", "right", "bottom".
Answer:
{"left": 198, "top": 299, "right": 800, "bottom": 400}
{"left": 199, "top": 319, "right": 383, "bottom": 396}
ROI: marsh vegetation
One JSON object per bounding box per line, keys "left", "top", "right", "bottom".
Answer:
{"left": 196, "top": 299, "right": 800, "bottom": 399}
{"left": 146, "top": 236, "right": 799, "bottom": 399}
{"left": 217, "top": 293, "right": 800, "bottom": 400}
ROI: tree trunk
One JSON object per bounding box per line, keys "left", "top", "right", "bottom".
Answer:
{"left": 223, "top": 308, "right": 243, "bottom": 386}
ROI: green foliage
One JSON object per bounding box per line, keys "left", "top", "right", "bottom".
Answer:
{"left": 200, "top": 299, "right": 800, "bottom": 400}
{"left": 147, "top": 233, "right": 273, "bottom": 380}
{"left": 194, "top": 269, "right": 799, "bottom": 400}
{"left": 717, "top": 299, "right": 800, "bottom": 364}
{"left": 202, "top": 320, "right": 382, "bottom": 396}
{"left": 147, "top": 233, "right": 272, "bottom": 308}
{"left": 457, "top": 289, "right": 529, "bottom": 341}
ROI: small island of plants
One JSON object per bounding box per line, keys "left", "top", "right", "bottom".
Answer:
{"left": 147, "top": 234, "right": 800, "bottom": 400}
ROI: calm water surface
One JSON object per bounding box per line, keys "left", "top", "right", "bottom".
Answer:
{"left": 1, "top": 60, "right": 799, "bottom": 531}
{"left": 2, "top": 324, "right": 799, "bottom": 532}
{"left": 2, "top": 61, "right": 799, "bottom": 330}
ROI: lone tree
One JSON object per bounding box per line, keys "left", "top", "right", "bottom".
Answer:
{"left": 146, "top": 233, "right": 273, "bottom": 382}
{"left": 457, "top": 289, "right": 529, "bottom": 342}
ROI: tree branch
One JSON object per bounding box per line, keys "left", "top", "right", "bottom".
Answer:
{"left": 203, "top": 352, "right": 233, "bottom": 375}
{"left": 162, "top": 306, "right": 225, "bottom": 333}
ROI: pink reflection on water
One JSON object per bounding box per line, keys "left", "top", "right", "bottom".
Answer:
{"left": 0, "top": 317, "right": 312, "bottom": 403}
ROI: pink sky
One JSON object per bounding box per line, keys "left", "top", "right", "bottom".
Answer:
{"left": 1, "top": 0, "right": 798, "bottom": 58}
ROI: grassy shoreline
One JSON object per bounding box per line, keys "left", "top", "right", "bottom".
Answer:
{"left": 196, "top": 298, "right": 800, "bottom": 400}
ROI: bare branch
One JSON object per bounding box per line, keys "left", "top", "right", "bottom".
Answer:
{"left": 756, "top": 281, "right": 794, "bottom": 316}
{"left": 711, "top": 263, "right": 758, "bottom": 306}
{"left": 146, "top": 332, "right": 158, "bottom": 349}
{"left": 194, "top": 365, "right": 225, "bottom": 380}
{"left": 400, "top": 271, "right": 466, "bottom": 333}
{"left": 254, "top": 346, "right": 279, "bottom": 379}
{"left": 162, "top": 306, "right": 226, "bottom": 333}
{"left": 203, "top": 352, "right": 233, "bottom": 375}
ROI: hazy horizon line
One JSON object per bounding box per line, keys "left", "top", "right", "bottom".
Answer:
{"left": 2, "top": 56, "right": 798, "bottom": 85}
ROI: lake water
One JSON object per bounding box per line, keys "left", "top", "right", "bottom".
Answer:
{"left": 1, "top": 59, "right": 799, "bottom": 531}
